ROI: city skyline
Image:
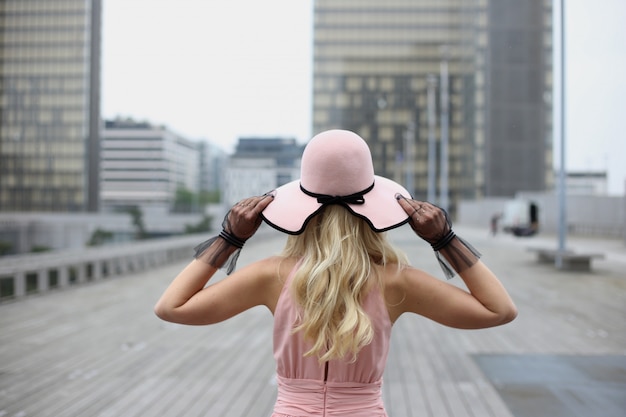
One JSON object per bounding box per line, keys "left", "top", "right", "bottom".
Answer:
{"left": 102, "top": 0, "right": 626, "bottom": 194}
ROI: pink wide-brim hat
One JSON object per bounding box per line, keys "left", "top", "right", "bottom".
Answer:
{"left": 261, "top": 129, "right": 411, "bottom": 234}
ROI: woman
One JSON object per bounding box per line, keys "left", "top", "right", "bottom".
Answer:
{"left": 155, "top": 130, "right": 517, "bottom": 416}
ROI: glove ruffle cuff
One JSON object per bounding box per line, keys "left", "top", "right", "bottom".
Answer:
{"left": 432, "top": 232, "right": 481, "bottom": 279}
{"left": 193, "top": 230, "right": 244, "bottom": 275}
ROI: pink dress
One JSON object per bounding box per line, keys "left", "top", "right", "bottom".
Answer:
{"left": 271, "top": 261, "right": 391, "bottom": 417}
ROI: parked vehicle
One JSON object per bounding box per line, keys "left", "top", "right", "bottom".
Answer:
{"left": 501, "top": 199, "right": 539, "bottom": 237}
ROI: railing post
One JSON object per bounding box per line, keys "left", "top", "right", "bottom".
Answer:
{"left": 37, "top": 269, "right": 48, "bottom": 292}
{"left": 59, "top": 266, "right": 69, "bottom": 288}
{"left": 78, "top": 263, "right": 87, "bottom": 283}
{"left": 15, "top": 271, "right": 26, "bottom": 297}
{"left": 93, "top": 260, "right": 102, "bottom": 280}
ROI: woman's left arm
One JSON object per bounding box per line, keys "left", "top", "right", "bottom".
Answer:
{"left": 154, "top": 193, "right": 275, "bottom": 325}
{"left": 154, "top": 256, "right": 281, "bottom": 325}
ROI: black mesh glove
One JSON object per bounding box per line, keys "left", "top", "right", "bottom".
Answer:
{"left": 396, "top": 196, "right": 481, "bottom": 279}
{"left": 194, "top": 193, "right": 274, "bottom": 274}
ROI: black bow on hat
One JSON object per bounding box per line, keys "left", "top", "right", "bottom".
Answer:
{"left": 300, "top": 183, "right": 374, "bottom": 206}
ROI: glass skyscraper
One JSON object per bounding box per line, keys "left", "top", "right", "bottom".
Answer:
{"left": 0, "top": 0, "right": 102, "bottom": 212}
{"left": 313, "top": 0, "right": 552, "bottom": 211}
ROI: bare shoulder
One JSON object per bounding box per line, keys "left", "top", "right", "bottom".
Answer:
{"left": 381, "top": 263, "right": 442, "bottom": 322}
{"left": 242, "top": 255, "right": 299, "bottom": 313}
{"left": 247, "top": 255, "right": 299, "bottom": 281}
{"left": 381, "top": 263, "right": 433, "bottom": 293}
{"left": 379, "top": 263, "right": 408, "bottom": 322}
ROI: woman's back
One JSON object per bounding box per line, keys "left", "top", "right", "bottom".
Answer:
{"left": 272, "top": 259, "right": 391, "bottom": 416}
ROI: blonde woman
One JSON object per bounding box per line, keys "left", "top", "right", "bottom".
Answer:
{"left": 155, "top": 130, "right": 517, "bottom": 417}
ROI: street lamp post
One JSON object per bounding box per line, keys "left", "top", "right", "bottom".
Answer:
{"left": 404, "top": 121, "right": 415, "bottom": 197}
{"left": 426, "top": 74, "right": 438, "bottom": 203}
{"left": 556, "top": 0, "right": 568, "bottom": 268}
{"left": 439, "top": 46, "right": 450, "bottom": 212}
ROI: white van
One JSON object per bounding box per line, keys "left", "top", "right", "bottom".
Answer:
{"left": 501, "top": 199, "right": 539, "bottom": 237}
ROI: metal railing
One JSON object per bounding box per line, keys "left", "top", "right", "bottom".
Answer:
{"left": 0, "top": 235, "right": 202, "bottom": 301}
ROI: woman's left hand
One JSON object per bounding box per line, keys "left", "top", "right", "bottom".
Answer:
{"left": 396, "top": 195, "right": 451, "bottom": 246}
{"left": 223, "top": 193, "right": 274, "bottom": 241}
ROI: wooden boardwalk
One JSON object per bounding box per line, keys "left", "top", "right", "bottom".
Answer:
{"left": 1, "top": 226, "right": 625, "bottom": 417}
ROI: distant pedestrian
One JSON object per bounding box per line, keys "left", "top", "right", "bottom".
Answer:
{"left": 155, "top": 130, "right": 517, "bottom": 416}
{"left": 491, "top": 212, "right": 501, "bottom": 236}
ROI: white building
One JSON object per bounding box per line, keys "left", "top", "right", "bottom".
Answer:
{"left": 566, "top": 171, "right": 608, "bottom": 195}
{"left": 224, "top": 138, "right": 302, "bottom": 207}
{"left": 198, "top": 141, "right": 227, "bottom": 194}
{"left": 225, "top": 158, "right": 280, "bottom": 205}
{"left": 101, "top": 119, "right": 200, "bottom": 214}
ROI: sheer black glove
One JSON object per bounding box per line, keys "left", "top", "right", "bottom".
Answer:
{"left": 194, "top": 193, "right": 274, "bottom": 274}
{"left": 396, "top": 195, "right": 481, "bottom": 279}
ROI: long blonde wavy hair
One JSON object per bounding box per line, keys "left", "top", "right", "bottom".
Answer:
{"left": 281, "top": 205, "right": 408, "bottom": 363}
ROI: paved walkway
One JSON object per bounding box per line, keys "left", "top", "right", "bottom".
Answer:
{"left": 0, "top": 225, "right": 624, "bottom": 417}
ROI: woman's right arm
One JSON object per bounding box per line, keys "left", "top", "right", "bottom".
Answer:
{"left": 392, "top": 196, "right": 517, "bottom": 328}
{"left": 391, "top": 260, "right": 517, "bottom": 329}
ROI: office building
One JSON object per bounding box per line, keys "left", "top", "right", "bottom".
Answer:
{"left": 312, "top": 0, "right": 552, "bottom": 211}
{"left": 0, "top": 0, "right": 102, "bottom": 212}
{"left": 198, "top": 140, "right": 227, "bottom": 196}
{"left": 101, "top": 119, "right": 200, "bottom": 214}
{"left": 566, "top": 171, "right": 608, "bottom": 196}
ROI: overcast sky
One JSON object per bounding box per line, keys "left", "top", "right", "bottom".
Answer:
{"left": 102, "top": 0, "right": 626, "bottom": 195}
